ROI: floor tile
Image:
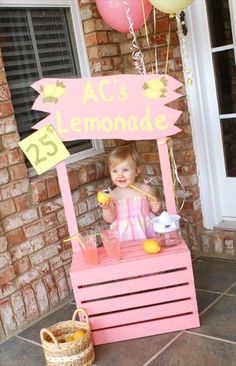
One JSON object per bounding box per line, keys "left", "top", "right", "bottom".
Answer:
{"left": 18, "top": 303, "right": 76, "bottom": 344}
{"left": 196, "top": 289, "right": 221, "bottom": 313}
{"left": 0, "top": 337, "right": 45, "bottom": 366}
{"left": 226, "top": 284, "right": 236, "bottom": 296}
{"left": 147, "top": 332, "right": 236, "bottom": 366}
{"left": 194, "top": 295, "right": 236, "bottom": 342}
{"left": 94, "top": 332, "right": 178, "bottom": 366}
{"left": 193, "top": 258, "right": 236, "bottom": 292}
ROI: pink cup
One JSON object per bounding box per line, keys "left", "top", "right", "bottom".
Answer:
{"left": 100, "top": 229, "right": 120, "bottom": 261}
{"left": 81, "top": 230, "right": 98, "bottom": 265}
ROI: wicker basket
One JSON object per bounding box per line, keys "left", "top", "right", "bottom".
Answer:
{"left": 40, "top": 308, "right": 95, "bottom": 366}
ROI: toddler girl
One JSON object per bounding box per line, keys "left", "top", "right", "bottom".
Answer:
{"left": 100, "top": 145, "right": 160, "bottom": 242}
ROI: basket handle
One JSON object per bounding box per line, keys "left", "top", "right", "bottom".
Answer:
{"left": 40, "top": 327, "right": 60, "bottom": 347}
{"left": 72, "top": 308, "right": 89, "bottom": 324}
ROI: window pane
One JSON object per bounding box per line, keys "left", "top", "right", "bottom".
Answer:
{"left": 0, "top": 8, "right": 45, "bottom": 138}
{"left": 221, "top": 118, "right": 236, "bottom": 177}
{"left": 0, "top": 7, "right": 92, "bottom": 157}
{"left": 213, "top": 49, "right": 236, "bottom": 114}
{"left": 206, "top": 0, "right": 233, "bottom": 48}
{"left": 31, "top": 9, "right": 78, "bottom": 78}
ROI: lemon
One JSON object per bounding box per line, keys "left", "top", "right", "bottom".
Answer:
{"left": 97, "top": 191, "right": 111, "bottom": 205}
{"left": 143, "top": 239, "right": 161, "bottom": 254}
{"left": 64, "top": 335, "right": 74, "bottom": 342}
{"left": 73, "top": 329, "right": 86, "bottom": 340}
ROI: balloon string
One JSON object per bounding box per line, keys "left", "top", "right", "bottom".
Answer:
{"left": 168, "top": 138, "right": 178, "bottom": 207}
{"left": 168, "top": 137, "right": 195, "bottom": 247}
{"left": 167, "top": 138, "right": 186, "bottom": 212}
{"left": 153, "top": 7, "right": 158, "bottom": 74}
{"left": 122, "top": 0, "right": 146, "bottom": 75}
{"left": 164, "top": 17, "right": 172, "bottom": 74}
{"left": 141, "top": 0, "right": 153, "bottom": 73}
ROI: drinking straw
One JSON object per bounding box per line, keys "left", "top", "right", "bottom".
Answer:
{"left": 129, "top": 184, "right": 156, "bottom": 200}
{"left": 64, "top": 232, "right": 86, "bottom": 249}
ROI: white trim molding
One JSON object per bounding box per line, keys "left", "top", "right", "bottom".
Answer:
{"left": 182, "top": 1, "right": 223, "bottom": 229}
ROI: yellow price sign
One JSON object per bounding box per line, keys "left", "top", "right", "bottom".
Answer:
{"left": 18, "top": 124, "right": 70, "bottom": 175}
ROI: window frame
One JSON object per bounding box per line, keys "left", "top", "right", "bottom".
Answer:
{"left": 0, "top": 0, "right": 104, "bottom": 174}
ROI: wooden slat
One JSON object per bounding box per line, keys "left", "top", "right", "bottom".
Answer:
{"left": 92, "top": 313, "right": 200, "bottom": 345}
{"left": 77, "top": 269, "right": 192, "bottom": 301}
{"left": 74, "top": 284, "right": 195, "bottom": 315}
{"left": 90, "top": 299, "right": 197, "bottom": 329}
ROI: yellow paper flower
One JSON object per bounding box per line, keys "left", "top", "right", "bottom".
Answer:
{"left": 143, "top": 88, "right": 163, "bottom": 99}
{"left": 41, "top": 81, "right": 65, "bottom": 103}
{"left": 143, "top": 77, "right": 167, "bottom": 100}
{"left": 146, "top": 79, "right": 165, "bottom": 90}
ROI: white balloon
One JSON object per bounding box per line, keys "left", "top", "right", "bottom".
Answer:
{"left": 149, "top": 0, "right": 193, "bottom": 14}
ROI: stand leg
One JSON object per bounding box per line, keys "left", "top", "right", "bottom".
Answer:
{"left": 157, "top": 139, "right": 177, "bottom": 214}
{"left": 56, "top": 161, "right": 80, "bottom": 253}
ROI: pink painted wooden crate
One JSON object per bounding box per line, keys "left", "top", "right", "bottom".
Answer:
{"left": 70, "top": 240, "right": 200, "bottom": 345}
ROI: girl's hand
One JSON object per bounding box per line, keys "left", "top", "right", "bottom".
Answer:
{"left": 100, "top": 199, "right": 116, "bottom": 223}
{"left": 149, "top": 198, "right": 160, "bottom": 214}
{"left": 99, "top": 201, "right": 112, "bottom": 210}
{"left": 142, "top": 184, "right": 160, "bottom": 213}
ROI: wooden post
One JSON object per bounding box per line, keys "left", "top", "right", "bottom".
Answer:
{"left": 157, "top": 138, "right": 177, "bottom": 214}
{"left": 56, "top": 161, "right": 81, "bottom": 253}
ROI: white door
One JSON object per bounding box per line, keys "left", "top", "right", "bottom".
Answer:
{"left": 184, "top": 0, "right": 236, "bottom": 229}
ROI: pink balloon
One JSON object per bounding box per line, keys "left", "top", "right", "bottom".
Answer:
{"left": 95, "top": 0, "right": 152, "bottom": 33}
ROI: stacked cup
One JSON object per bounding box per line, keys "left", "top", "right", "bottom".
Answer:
{"left": 80, "top": 229, "right": 121, "bottom": 265}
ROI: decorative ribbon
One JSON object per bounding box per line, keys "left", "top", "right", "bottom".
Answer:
{"left": 175, "top": 14, "right": 194, "bottom": 85}
{"left": 179, "top": 11, "right": 188, "bottom": 36}
{"left": 122, "top": 0, "right": 146, "bottom": 75}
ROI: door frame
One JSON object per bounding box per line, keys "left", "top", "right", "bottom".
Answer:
{"left": 183, "top": 0, "right": 236, "bottom": 229}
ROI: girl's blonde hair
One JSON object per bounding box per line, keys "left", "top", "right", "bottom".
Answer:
{"left": 108, "top": 145, "right": 141, "bottom": 170}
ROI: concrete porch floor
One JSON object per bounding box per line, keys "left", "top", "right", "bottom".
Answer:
{"left": 0, "top": 256, "right": 236, "bottom": 366}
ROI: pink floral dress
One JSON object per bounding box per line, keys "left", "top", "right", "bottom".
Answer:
{"left": 110, "top": 196, "right": 156, "bottom": 242}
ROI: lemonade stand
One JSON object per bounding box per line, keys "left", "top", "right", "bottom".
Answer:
{"left": 19, "top": 74, "right": 200, "bottom": 345}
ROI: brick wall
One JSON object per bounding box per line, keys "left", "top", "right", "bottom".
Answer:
{"left": 0, "top": 0, "right": 235, "bottom": 341}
